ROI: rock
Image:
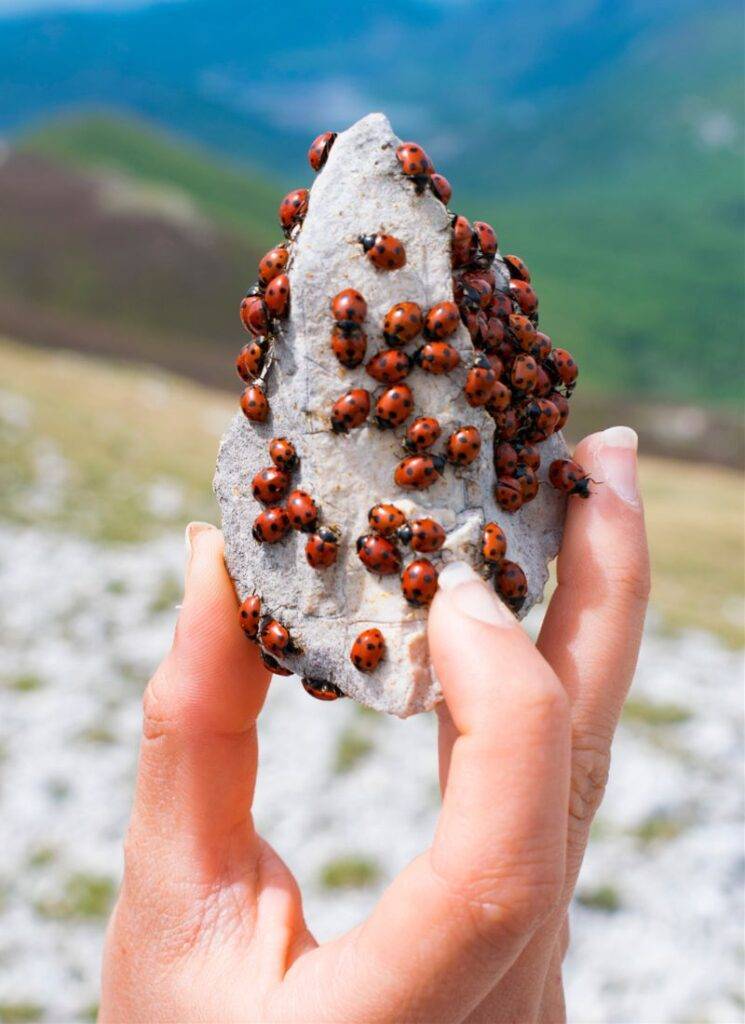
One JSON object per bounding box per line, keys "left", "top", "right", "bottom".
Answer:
{"left": 214, "top": 112, "right": 568, "bottom": 717}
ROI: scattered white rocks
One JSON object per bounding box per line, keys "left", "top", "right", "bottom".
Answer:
{"left": 215, "top": 113, "right": 568, "bottom": 717}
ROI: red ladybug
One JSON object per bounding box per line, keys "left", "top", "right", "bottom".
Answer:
{"left": 491, "top": 406, "right": 520, "bottom": 441}
{"left": 531, "top": 330, "right": 552, "bottom": 362}
{"left": 279, "top": 188, "right": 309, "bottom": 233}
{"left": 308, "top": 130, "right": 336, "bottom": 172}
{"left": 258, "top": 246, "right": 289, "bottom": 287}
{"left": 445, "top": 425, "right": 482, "bottom": 466}
{"left": 330, "top": 325, "right": 367, "bottom": 368}
{"left": 396, "top": 141, "right": 432, "bottom": 179}
{"left": 495, "top": 560, "right": 528, "bottom": 612}
{"left": 268, "top": 437, "right": 298, "bottom": 471}
{"left": 482, "top": 522, "right": 507, "bottom": 564}
{"left": 350, "top": 628, "right": 386, "bottom": 672}
{"left": 550, "top": 348, "right": 579, "bottom": 390}
{"left": 260, "top": 618, "right": 295, "bottom": 657}
{"left": 252, "top": 506, "right": 290, "bottom": 544}
{"left": 452, "top": 215, "right": 478, "bottom": 267}
{"left": 549, "top": 391, "right": 570, "bottom": 431}
{"left": 533, "top": 364, "right": 553, "bottom": 398}
{"left": 305, "top": 526, "right": 340, "bottom": 568}
{"left": 264, "top": 273, "right": 290, "bottom": 318}
{"left": 397, "top": 517, "right": 446, "bottom": 553}
{"left": 252, "top": 466, "right": 290, "bottom": 504}
{"left": 508, "top": 313, "right": 537, "bottom": 350}
{"left": 240, "top": 295, "right": 269, "bottom": 336}
{"left": 495, "top": 477, "right": 524, "bottom": 513}
{"left": 464, "top": 357, "right": 496, "bottom": 407}
{"left": 488, "top": 290, "right": 513, "bottom": 320}
{"left": 368, "top": 503, "right": 407, "bottom": 536}
{"left": 511, "top": 354, "right": 539, "bottom": 393}
{"left": 430, "top": 172, "right": 452, "bottom": 205}
{"left": 503, "top": 254, "right": 531, "bottom": 282}
{"left": 394, "top": 454, "right": 445, "bottom": 490}
{"left": 236, "top": 339, "right": 267, "bottom": 382}
{"left": 261, "top": 650, "right": 293, "bottom": 676}
{"left": 549, "top": 458, "right": 591, "bottom": 498}
{"left": 286, "top": 489, "right": 319, "bottom": 531}
{"left": 516, "top": 465, "right": 540, "bottom": 503}
{"left": 517, "top": 443, "right": 541, "bottom": 471}
{"left": 238, "top": 594, "right": 261, "bottom": 639}
{"left": 331, "top": 388, "right": 371, "bottom": 433}
{"left": 383, "top": 301, "right": 423, "bottom": 346}
{"left": 509, "top": 278, "right": 539, "bottom": 315}
{"left": 473, "top": 220, "right": 498, "bottom": 262}
{"left": 486, "top": 380, "right": 512, "bottom": 414}
{"left": 461, "top": 307, "right": 486, "bottom": 345}
{"left": 414, "top": 340, "right": 460, "bottom": 375}
{"left": 356, "top": 533, "right": 401, "bottom": 575}
{"left": 301, "top": 677, "right": 345, "bottom": 700}
{"left": 460, "top": 270, "right": 494, "bottom": 309}
{"left": 240, "top": 384, "right": 269, "bottom": 423}
{"left": 401, "top": 558, "right": 438, "bottom": 606}
{"left": 366, "top": 349, "right": 412, "bottom": 385}
{"left": 359, "top": 233, "right": 406, "bottom": 270}
{"left": 375, "top": 383, "right": 414, "bottom": 429}
{"left": 481, "top": 315, "right": 506, "bottom": 351}
{"left": 404, "top": 416, "right": 441, "bottom": 452}
{"left": 494, "top": 441, "right": 519, "bottom": 476}
{"left": 485, "top": 352, "right": 504, "bottom": 378}
{"left": 331, "top": 288, "right": 367, "bottom": 329}
{"left": 424, "top": 300, "right": 460, "bottom": 340}
{"left": 523, "top": 398, "right": 559, "bottom": 442}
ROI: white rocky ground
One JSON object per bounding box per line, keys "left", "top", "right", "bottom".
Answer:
{"left": 0, "top": 523, "right": 742, "bottom": 1023}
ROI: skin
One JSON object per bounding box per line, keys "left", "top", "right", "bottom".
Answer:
{"left": 100, "top": 428, "right": 649, "bottom": 1023}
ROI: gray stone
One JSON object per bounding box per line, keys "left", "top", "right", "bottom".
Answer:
{"left": 214, "top": 112, "right": 568, "bottom": 717}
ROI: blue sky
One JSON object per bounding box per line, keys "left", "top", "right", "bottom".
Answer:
{"left": 0, "top": 0, "right": 168, "bottom": 12}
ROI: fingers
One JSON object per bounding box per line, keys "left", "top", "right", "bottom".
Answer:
{"left": 128, "top": 522, "right": 271, "bottom": 884}
{"left": 328, "top": 563, "right": 571, "bottom": 1022}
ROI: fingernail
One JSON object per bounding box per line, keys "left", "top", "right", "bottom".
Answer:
{"left": 595, "top": 426, "right": 639, "bottom": 505}
{"left": 437, "top": 560, "right": 516, "bottom": 627}
{"left": 184, "top": 521, "right": 215, "bottom": 571}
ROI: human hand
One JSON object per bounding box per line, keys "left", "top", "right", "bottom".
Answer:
{"left": 100, "top": 426, "right": 649, "bottom": 1023}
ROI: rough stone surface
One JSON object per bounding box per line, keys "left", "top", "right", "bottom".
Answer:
{"left": 214, "top": 112, "right": 569, "bottom": 717}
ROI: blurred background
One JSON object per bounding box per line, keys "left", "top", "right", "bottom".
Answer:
{"left": 0, "top": 1, "right": 743, "bottom": 1021}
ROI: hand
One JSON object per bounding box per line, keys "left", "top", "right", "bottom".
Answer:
{"left": 100, "top": 426, "right": 649, "bottom": 1023}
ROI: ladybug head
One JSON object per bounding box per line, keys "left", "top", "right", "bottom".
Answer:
{"left": 573, "top": 476, "right": 592, "bottom": 499}
{"left": 317, "top": 525, "right": 339, "bottom": 543}
{"left": 358, "top": 234, "right": 377, "bottom": 253}
{"left": 355, "top": 534, "right": 367, "bottom": 554}
{"left": 396, "top": 524, "right": 413, "bottom": 546}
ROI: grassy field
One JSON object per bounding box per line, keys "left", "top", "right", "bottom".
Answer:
{"left": 1, "top": 336, "right": 741, "bottom": 645}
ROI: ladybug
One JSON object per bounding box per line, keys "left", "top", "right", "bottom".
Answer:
{"left": 240, "top": 295, "right": 269, "bottom": 336}
{"left": 487, "top": 383, "right": 513, "bottom": 419}
{"left": 482, "top": 522, "right": 507, "bottom": 564}
{"left": 366, "top": 349, "right": 412, "bottom": 385}
{"left": 258, "top": 246, "right": 289, "bottom": 287}
{"left": 252, "top": 506, "right": 290, "bottom": 544}
{"left": 414, "top": 340, "right": 460, "bottom": 375}
{"left": 331, "top": 388, "right": 371, "bottom": 433}
{"left": 495, "top": 477, "right": 524, "bottom": 513}
{"left": 404, "top": 416, "right": 441, "bottom": 452}
{"left": 301, "top": 677, "right": 345, "bottom": 701}
{"left": 305, "top": 526, "right": 340, "bottom": 568}
{"left": 279, "top": 188, "right": 309, "bottom": 233}
{"left": 452, "top": 215, "right": 478, "bottom": 267}
{"left": 375, "top": 383, "right": 414, "bottom": 429}
{"left": 330, "top": 325, "right": 367, "bottom": 368}
{"left": 350, "top": 628, "right": 386, "bottom": 672}
{"left": 240, "top": 384, "right": 269, "bottom": 423}
{"left": 503, "top": 254, "right": 531, "bottom": 282}
{"left": 397, "top": 518, "right": 446, "bottom": 553}
{"left": 252, "top": 466, "right": 290, "bottom": 505}
{"left": 550, "top": 348, "right": 579, "bottom": 390}
{"left": 516, "top": 465, "right": 540, "bottom": 503}
{"left": 549, "top": 391, "right": 570, "bottom": 431}
{"left": 523, "top": 398, "right": 559, "bottom": 442}
{"left": 531, "top": 330, "right": 552, "bottom": 362}
{"left": 356, "top": 533, "right": 401, "bottom": 575}
{"left": 259, "top": 618, "right": 296, "bottom": 657}
{"left": 460, "top": 270, "right": 494, "bottom": 309}
{"left": 511, "top": 354, "right": 539, "bottom": 394}
{"left": 481, "top": 314, "right": 506, "bottom": 350}
{"left": 286, "top": 489, "right": 319, "bottom": 531}
{"left": 508, "top": 313, "right": 537, "bottom": 350}
{"left": 509, "top": 278, "right": 539, "bottom": 315}
{"left": 430, "top": 172, "right": 452, "bottom": 205}
{"left": 236, "top": 339, "right": 267, "bottom": 382}
{"left": 238, "top": 594, "right": 261, "bottom": 639}
{"left": 394, "top": 453, "right": 445, "bottom": 490}
{"left": 268, "top": 436, "right": 298, "bottom": 472}
{"left": 359, "top": 233, "right": 406, "bottom": 270}
{"left": 331, "top": 288, "right": 367, "bottom": 327}
{"left": 308, "top": 130, "right": 337, "bottom": 172}
{"left": 548, "top": 458, "right": 592, "bottom": 498}
{"left": 396, "top": 141, "right": 432, "bottom": 181}
{"left": 462, "top": 307, "right": 486, "bottom": 345}
{"left": 533, "top": 365, "right": 553, "bottom": 398}
{"left": 383, "top": 301, "right": 423, "bottom": 346}
{"left": 445, "top": 425, "right": 482, "bottom": 466}
{"left": 494, "top": 560, "right": 528, "bottom": 612}
{"left": 487, "top": 290, "right": 513, "bottom": 320}
{"left": 264, "top": 274, "right": 290, "bottom": 318}
{"left": 485, "top": 352, "right": 504, "bottom": 377}
{"left": 473, "top": 221, "right": 498, "bottom": 262}
{"left": 401, "top": 558, "right": 438, "bottom": 607}
{"left": 464, "top": 357, "right": 496, "bottom": 407}
{"left": 424, "top": 300, "right": 460, "bottom": 340}
{"left": 368, "top": 503, "right": 407, "bottom": 536}
{"left": 261, "top": 650, "right": 293, "bottom": 676}
{"left": 516, "top": 443, "right": 541, "bottom": 471}
{"left": 491, "top": 406, "right": 520, "bottom": 441}
{"left": 494, "top": 441, "right": 519, "bottom": 476}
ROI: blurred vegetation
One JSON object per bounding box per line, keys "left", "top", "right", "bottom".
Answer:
{"left": 34, "top": 872, "right": 115, "bottom": 921}
{"left": 319, "top": 855, "right": 381, "bottom": 890}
